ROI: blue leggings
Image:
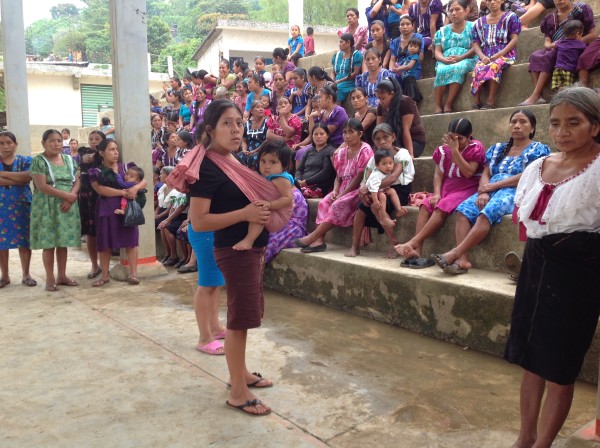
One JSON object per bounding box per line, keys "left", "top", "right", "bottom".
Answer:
{"left": 187, "top": 226, "right": 224, "bottom": 287}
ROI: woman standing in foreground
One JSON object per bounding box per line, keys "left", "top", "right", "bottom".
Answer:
{"left": 30, "top": 129, "right": 81, "bottom": 291}
{"left": 188, "top": 100, "right": 275, "bottom": 416}
{"left": 505, "top": 87, "right": 600, "bottom": 448}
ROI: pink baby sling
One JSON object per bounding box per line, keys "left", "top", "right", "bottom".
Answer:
{"left": 167, "top": 144, "right": 292, "bottom": 232}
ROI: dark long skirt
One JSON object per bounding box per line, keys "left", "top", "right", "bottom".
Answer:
{"left": 504, "top": 232, "right": 600, "bottom": 385}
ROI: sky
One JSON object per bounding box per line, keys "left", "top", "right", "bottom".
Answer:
{"left": 22, "top": 0, "right": 86, "bottom": 27}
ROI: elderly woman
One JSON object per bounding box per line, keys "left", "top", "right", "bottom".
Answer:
{"left": 432, "top": 109, "right": 550, "bottom": 274}
{"left": 346, "top": 123, "right": 415, "bottom": 258}
{"left": 519, "top": 0, "right": 595, "bottom": 106}
{"left": 376, "top": 77, "right": 427, "bottom": 158}
{"left": 433, "top": 0, "right": 477, "bottom": 114}
{"left": 332, "top": 33, "right": 364, "bottom": 103}
{"left": 471, "top": 0, "right": 521, "bottom": 109}
{"left": 0, "top": 131, "right": 35, "bottom": 288}
{"left": 295, "top": 119, "right": 373, "bottom": 253}
{"left": 505, "top": 87, "right": 600, "bottom": 448}
{"left": 338, "top": 8, "right": 369, "bottom": 52}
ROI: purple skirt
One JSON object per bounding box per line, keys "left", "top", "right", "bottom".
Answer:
{"left": 578, "top": 38, "right": 600, "bottom": 70}
{"left": 95, "top": 196, "right": 139, "bottom": 252}
{"left": 528, "top": 48, "right": 558, "bottom": 73}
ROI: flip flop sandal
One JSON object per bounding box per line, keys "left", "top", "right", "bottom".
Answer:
{"left": 443, "top": 264, "right": 468, "bottom": 275}
{"left": 21, "top": 278, "right": 37, "bottom": 287}
{"left": 408, "top": 258, "right": 436, "bottom": 269}
{"left": 127, "top": 276, "right": 140, "bottom": 285}
{"left": 227, "top": 372, "right": 273, "bottom": 389}
{"left": 45, "top": 284, "right": 59, "bottom": 292}
{"left": 87, "top": 268, "right": 102, "bottom": 279}
{"left": 400, "top": 257, "right": 417, "bottom": 268}
{"left": 92, "top": 278, "right": 110, "bottom": 287}
{"left": 431, "top": 253, "right": 450, "bottom": 269}
{"left": 225, "top": 399, "right": 271, "bottom": 416}
{"left": 0, "top": 279, "right": 11, "bottom": 288}
{"left": 195, "top": 340, "right": 224, "bottom": 355}
{"left": 57, "top": 280, "right": 79, "bottom": 287}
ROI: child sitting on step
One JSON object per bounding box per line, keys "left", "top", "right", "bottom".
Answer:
{"left": 393, "top": 36, "right": 423, "bottom": 102}
{"left": 366, "top": 149, "right": 407, "bottom": 228}
{"left": 233, "top": 141, "right": 295, "bottom": 251}
{"left": 551, "top": 20, "right": 586, "bottom": 91}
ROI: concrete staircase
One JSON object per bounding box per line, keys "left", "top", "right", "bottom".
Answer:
{"left": 264, "top": 3, "right": 600, "bottom": 384}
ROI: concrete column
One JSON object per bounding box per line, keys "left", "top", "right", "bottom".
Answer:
{"left": 357, "top": 0, "right": 371, "bottom": 27}
{"left": 109, "top": 0, "right": 164, "bottom": 279}
{"left": 288, "top": 0, "right": 304, "bottom": 35}
{"left": 0, "top": 0, "right": 31, "bottom": 153}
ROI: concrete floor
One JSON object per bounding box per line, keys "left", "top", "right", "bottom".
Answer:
{"left": 0, "top": 249, "right": 597, "bottom": 447}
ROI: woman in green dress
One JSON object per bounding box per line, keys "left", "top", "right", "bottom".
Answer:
{"left": 30, "top": 129, "right": 81, "bottom": 291}
{"left": 433, "top": 0, "right": 477, "bottom": 114}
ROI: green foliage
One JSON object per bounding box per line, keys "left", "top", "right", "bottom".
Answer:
{"left": 249, "top": 0, "right": 357, "bottom": 26}
{"left": 50, "top": 3, "right": 79, "bottom": 19}
{"left": 53, "top": 29, "right": 87, "bottom": 55}
{"left": 25, "top": 18, "right": 66, "bottom": 56}
{"left": 147, "top": 16, "right": 172, "bottom": 62}
{"left": 151, "top": 38, "right": 201, "bottom": 77}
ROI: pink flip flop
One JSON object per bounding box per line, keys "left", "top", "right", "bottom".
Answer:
{"left": 213, "top": 329, "right": 227, "bottom": 340}
{"left": 195, "top": 340, "right": 225, "bottom": 355}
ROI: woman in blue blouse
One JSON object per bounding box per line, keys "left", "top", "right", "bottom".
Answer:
{"left": 331, "top": 33, "right": 363, "bottom": 103}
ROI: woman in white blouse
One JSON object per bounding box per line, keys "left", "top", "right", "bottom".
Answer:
{"left": 504, "top": 87, "right": 600, "bottom": 448}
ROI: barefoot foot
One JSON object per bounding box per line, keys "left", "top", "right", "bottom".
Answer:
{"left": 384, "top": 246, "right": 399, "bottom": 259}
{"left": 233, "top": 239, "right": 253, "bottom": 251}
{"left": 395, "top": 243, "right": 420, "bottom": 258}
{"left": 344, "top": 246, "right": 360, "bottom": 257}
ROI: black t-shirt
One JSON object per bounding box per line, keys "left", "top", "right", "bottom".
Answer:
{"left": 188, "top": 157, "right": 268, "bottom": 248}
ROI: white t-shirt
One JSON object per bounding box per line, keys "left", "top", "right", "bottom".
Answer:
{"left": 516, "top": 153, "right": 600, "bottom": 239}
{"left": 157, "top": 185, "right": 185, "bottom": 209}
{"left": 365, "top": 147, "right": 415, "bottom": 186}
{"left": 365, "top": 169, "right": 389, "bottom": 192}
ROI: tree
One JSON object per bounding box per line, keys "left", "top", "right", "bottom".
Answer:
{"left": 53, "top": 29, "right": 87, "bottom": 58}
{"left": 147, "top": 16, "right": 172, "bottom": 65}
{"left": 50, "top": 3, "right": 79, "bottom": 19}
{"left": 152, "top": 38, "right": 201, "bottom": 78}
{"left": 25, "top": 18, "right": 65, "bottom": 56}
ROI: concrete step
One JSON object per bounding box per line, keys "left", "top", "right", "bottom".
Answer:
{"left": 419, "top": 14, "right": 600, "bottom": 79}
{"left": 417, "top": 62, "right": 600, "bottom": 116}
{"left": 419, "top": 103, "right": 554, "bottom": 158}
{"left": 304, "top": 199, "right": 525, "bottom": 274}
{"left": 264, "top": 244, "right": 600, "bottom": 383}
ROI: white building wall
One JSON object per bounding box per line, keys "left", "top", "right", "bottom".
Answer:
{"left": 195, "top": 28, "right": 340, "bottom": 74}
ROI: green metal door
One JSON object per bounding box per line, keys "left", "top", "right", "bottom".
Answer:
{"left": 81, "top": 84, "right": 114, "bottom": 127}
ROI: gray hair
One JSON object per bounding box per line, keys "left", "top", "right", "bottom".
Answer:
{"left": 372, "top": 123, "right": 395, "bottom": 139}
{"left": 550, "top": 86, "right": 600, "bottom": 143}
{"left": 160, "top": 166, "right": 175, "bottom": 175}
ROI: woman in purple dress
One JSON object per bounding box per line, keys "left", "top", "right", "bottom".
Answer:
{"left": 408, "top": 0, "right": 444, "bottom": 50}
{"left": 89, "top": 139, "right": 147, "bottom": 286}
{"left": 519, "top": 0, "right": 595, "bottom": 106}
{"left": 471, "top": 0, "right": 521, "bottom": 109}
{"left": 264, "top": 188, "right": 308, "bottom": 263}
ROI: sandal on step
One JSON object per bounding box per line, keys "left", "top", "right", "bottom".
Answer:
{"left": 431, "top": 253, "right": 450, "bottom": 269}
{"left": 21, "top": 277, "right": 37, "bottom": 287}
{"left": 92, "top": 278, "right": 110, "bottom": 287}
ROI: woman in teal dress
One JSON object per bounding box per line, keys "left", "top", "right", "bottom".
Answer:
{"left": 30, "top": 129, "right": 81, "bottom": 291}
{"left": 0, "top": 131, "right": 36, "bottom": 288}
{"left": 331, "top": 33, "right": 363, "bottom": 103}
{"left": 433, "top": 0, "right": 477, "bottom": 114}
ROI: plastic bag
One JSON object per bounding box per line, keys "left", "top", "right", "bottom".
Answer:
{"left": 124, "top": 199, "right": 145, "bottom": 227}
